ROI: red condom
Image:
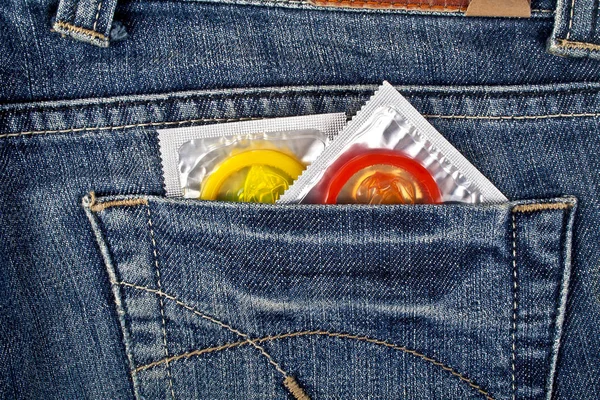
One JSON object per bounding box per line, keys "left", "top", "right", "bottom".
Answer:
{"left": 324, "top": 150, "right": 443, "bottom": 204}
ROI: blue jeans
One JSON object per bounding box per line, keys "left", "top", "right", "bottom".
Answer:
{"left": 1, "top": 0, "right": 599, "bottom": 399}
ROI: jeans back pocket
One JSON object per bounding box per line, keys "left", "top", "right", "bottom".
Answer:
{"left": 84, "top": 194, "right": 576, "bottom": 400}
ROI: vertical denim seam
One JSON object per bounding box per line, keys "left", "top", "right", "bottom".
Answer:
{"left": 82, "top": 195, "right": 142, "bottom": 399}
{"left": 88, "top": 195, "right": 309, "bottom": 399}
{"left": 566, "top": 0, "right": 576, "bottom": 40}
{"left": 146, "top": 204, "right": 176, "bottom": 400}
{"left": 93, "top": 0, "right": 103, "bottom": 32}
{"left": 546, "top": 205, "right": 577, "bottom": 400}
{"left": 130, "top": 326, "right": 496, "bottom": 399}
{"left": 511, "top": 213, "right": 518, "bottom": 400}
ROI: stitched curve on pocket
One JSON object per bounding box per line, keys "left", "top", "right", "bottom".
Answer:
{"left": 117, "top": 280, "right": 495, "bottom": 400}
{"left": 114, "top": 280, "right": 292, "bottom": 379}
{"left": 85, "top": 197, "right": 311, "bottom": 400}
{"left": 85, "top": 194, "right": 576, "bottom": 400}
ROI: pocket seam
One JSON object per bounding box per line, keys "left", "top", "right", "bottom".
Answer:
{"left": 509, "top": 200, "right": 575, "bottom": 398}
{"left": 509, "top": 200, "right": 576, "bottom": 400}
{"left": 117, "top": 279, "right": 496, "bottom": 400}
{"left": 86, "top": 193, "right": 576, "bottom": 400}
{"left": 145, "top": 203, "right": 176, "bottom": 399}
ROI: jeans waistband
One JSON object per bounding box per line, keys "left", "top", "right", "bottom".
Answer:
{"left": 50, "top": 0, "right": 600, "bottom": 59}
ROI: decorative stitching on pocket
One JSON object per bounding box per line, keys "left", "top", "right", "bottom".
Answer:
{"left": 134, "top": 329, "right": 495, "bottom": 400}
{"left": 113, "top": 280, "right": 311, "bottom": 399}
{"left": 512, "top": 202, "right": 574, "bottom": 213}
{"left": 54, "top": 21, "right": 107, "bottom": 40}
{"left": 145, "top": 204, "right": 176, "bottom": 399}
{"left": 556, "top": 38, "right": 600, "bottom": 51}
{"left": 136, "top": 339, "right": 255, "bottom": 372}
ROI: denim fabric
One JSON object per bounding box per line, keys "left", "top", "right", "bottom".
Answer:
{"left": 53, "top": 0, "right": 118, "bottom": 46}
{"left": 548, "top": 0, "right": 600, "bottom": 59}
{"left": 2, "top": 0, "right": 600, "bottom": 399}
{"left": 84, "top": 195, "right": 576, "bottom": 400}
{"left": 2, "top": 1, "right": 600, "bottom": 103}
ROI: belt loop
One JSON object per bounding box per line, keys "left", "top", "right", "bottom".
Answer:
{"left": 53, "top": 0, "right": 120, "bottom": 47}
{"left": 548, "top": 0, "right": 600, "bottom": 59}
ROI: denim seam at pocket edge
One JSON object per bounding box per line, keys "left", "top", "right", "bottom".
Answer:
{"left": 510, "top": 200, "right": 577, "bottom": 400}
{"left": 83, "top": 194, "right": 311, "bottom": 400}
{"left": 548, "top": 0, "right": 600, "bottom": 58}
{"left": 83, "top": 192, "right": 577, "bottom": 400}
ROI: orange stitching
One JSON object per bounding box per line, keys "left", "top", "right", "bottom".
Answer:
{"left": 512, "top": 202, "right": 574, "bottom": 213}
{"left": 90, "top": 198, "right": 148, "bottom": 212}
{"left": 0, "top": 117, "right": 261, "bottom": 139}
{"left": 135, "top": 339, "right": 253, "bottom": 372}
{"left": 134, "top": 329, "right": 495, "bottom": 399}
{"left": 93, "top": 1, "right": 103, "bottom": 32}
{"left": 54, "top": 21, "right": 107, "bottom": 40}
{"left": 556, "top": 38, "right": 600, "bottom": 51}
{"left": 283, "top": 376, "right": 310, "bottom": 400}
{"left": 112, "top": 281, "right": 290, "bottom": 376}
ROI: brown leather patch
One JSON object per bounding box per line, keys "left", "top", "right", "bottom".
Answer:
{"left": 308, "top": 0, "right": 531, "bottom": 17}
{"left": 307, "top": 0, "right": 470, "bottom": 12}
{"left": 465, "top": 0, "right": 531, "bottom": 17}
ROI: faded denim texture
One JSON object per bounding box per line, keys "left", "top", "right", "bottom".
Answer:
{"left": 84, "top": 195, "right": 576, "bottom": 399}
{"left": 1, "top": 0, "right": 600, "bottom": 399}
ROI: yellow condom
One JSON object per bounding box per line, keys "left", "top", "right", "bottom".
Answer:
{"left": 200, "top": 149, "right": 305, "bottom": 202}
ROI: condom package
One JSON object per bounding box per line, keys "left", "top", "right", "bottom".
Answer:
{"left": 157, "top": 113, "right": 347, "bottom": 202}
{"left": 279, "top": 82, "right": 507, "bottom": 204}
